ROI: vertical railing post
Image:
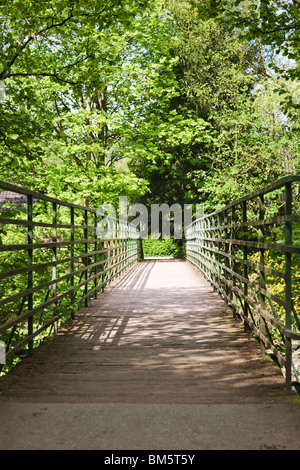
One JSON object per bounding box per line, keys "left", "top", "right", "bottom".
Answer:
{"left": 52, "top": 202, "right": 58, "bottom": 334}
{"left": 94, "top": 211, "right": 98, "bottom": 300}
{"left": 84, "top": 209, "right": 88, "bottom": 307}
{"left": 101, "top": 214, "right": 105, "bottom": 293}
{"left": 217, "top": 213, "right": 221, "bottom": 283}
{"left": 285, "top": 181, "right": 293, "bottom": 391}
{"left": 27, "top": 195, "right": 33, "bottom": 355}
{"left": 242, "top": 200, "right": 249, "bottom": 331}
{"left": 96, "top": 209, "right": 105, "bottom": 293}
{"left": 258, "top": 194, "right": 267, "bottom": 354}
{"left": 139, "top": 237, "right": 144, "bottom": 260}
{"left": 107, "top": 219, "right": 110, "bottom": 281}
{"left": 224, "top": 209, "right": 229, "bottom": 300}
{"left": 206, "top": 217, "right": 210, "bottom": 280}
{"left": 113, "top": 219, "right": 116, "bottom": 279}
{"left": 201, "top": 218, "right": 204, "bottom": 272}
{"left": 70, "top": 207, "right": 75, "bottom": 317}
{"left": 211, "top": 215, "right": 216, "bottom": 287}
{"left": 231, "top": 205, "right": 237, "bottom": 314}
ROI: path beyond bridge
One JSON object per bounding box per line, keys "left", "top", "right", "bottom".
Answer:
{"left": 0, "top": 260, "right": 299, "bottom": 450}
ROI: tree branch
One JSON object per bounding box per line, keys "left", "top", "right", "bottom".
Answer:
{"left": 0, "top": 10, "right": 74, "bottom": 80}
{"left": 5, "top": 72, "right": 78, "bottom": 85}
{"left": 249, "top": 22, "right": 300, "bottom": 36}
{"left": 0, "top": 35, "right": 34, "bottom": 80}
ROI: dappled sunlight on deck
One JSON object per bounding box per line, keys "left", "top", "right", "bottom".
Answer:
{"left": 0, "top": 260, "right": 286, "bottom": 405}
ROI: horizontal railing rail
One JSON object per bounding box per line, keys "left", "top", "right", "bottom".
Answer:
{"left": 185, "top": 175, "right": 300, "bottom": 392}
{"left": 0, "top": 181, "right": 141, "bottom": 374}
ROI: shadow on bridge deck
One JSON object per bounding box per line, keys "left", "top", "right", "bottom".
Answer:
{"left": 0, "top": 260, "right": 299, "bottom": 450}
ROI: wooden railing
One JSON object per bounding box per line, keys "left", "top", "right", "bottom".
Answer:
{"left": 0, "top": 181, "right": 140, "bottom": 373}
{"left": 185, "top": 176, "right": 300, "bottom": 392}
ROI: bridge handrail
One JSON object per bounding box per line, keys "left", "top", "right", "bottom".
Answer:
{"left": 185, "top": 175, "right": 300, "bottom": 392}
{"left": 0, "top": 181, "right": 141, "bottom": 373}
{"left": 186, "top": 175, "right": 300, "bottom": 227}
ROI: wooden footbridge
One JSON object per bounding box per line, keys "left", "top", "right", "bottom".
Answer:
{"left": 0, "top": 176, "right": 300, "bottom": 450}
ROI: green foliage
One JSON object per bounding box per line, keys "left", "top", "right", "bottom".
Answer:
{"left": 142, "top": 237, "right": 185, "bottom": 258}
{"left": 193, "top": 0, "right": 300, "bottom": 114}
{"left": 1, "top": 0, "right": 299, "bottom": 213}
{"left": 128, "top": 0, "right": 299, "bottom": 215}
{"left": 0, "top": 0, "right": 154, "bottom": 205}
{"left": 0, "top": 0, "right": 299, "bottom": 377}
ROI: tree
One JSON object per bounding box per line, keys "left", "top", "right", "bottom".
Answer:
{"left": 192, "top": 0, "right": 300, "bottom": 111}
{"left": 0, "top": 0, "right": 153, "bottom": 205}
{"left": 1, "top": 0, "right": 298, "bottom": 213}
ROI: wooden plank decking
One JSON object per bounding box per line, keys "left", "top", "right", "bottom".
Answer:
{"left": 0, "top": 260, "right": 286, "bottom": 404}
{"left": 2, "top": 260, "right": 300, "bottom": 450}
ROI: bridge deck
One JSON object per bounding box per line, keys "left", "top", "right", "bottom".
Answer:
{"left": 1, "top": 260, "right": 299, "bottom": 450}
{"left": 0, "top": 260, "right": 286, "bottom": 402}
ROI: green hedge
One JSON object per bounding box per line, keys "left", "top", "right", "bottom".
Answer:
{"left": 142, "top": 238, "right": 185, "bottom": 258}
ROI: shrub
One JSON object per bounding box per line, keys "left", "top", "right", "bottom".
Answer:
{"left": 142, "top": 237, "right": 185, "bottom": 258}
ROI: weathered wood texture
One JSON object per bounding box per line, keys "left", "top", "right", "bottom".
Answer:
{"left": 0, "top": 260, "right": 287, "bottom": 404}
